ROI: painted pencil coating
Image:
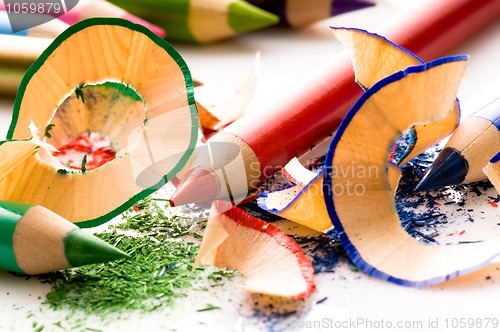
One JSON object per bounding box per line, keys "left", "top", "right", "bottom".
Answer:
{"left": 0, "top": 201, "right": 30, "bottom": 273}
{"left": 107, "top": 0, "right": 279, "bottom": 43}
{"left": 332, "top": 0, "right": 375, "bottom": 16}
{"left": 226, "top": 52, "right": 357, "bottom": 178}
{"left": 484, "top": 153, "right": 500, "bottom": 195}
{"left": 247, "top": 0, "right": 375, "bottom": 27}
{"left": 473, "top": 97, "right": 500, "bottom": 129}
{"left": 491, "top": 152, "right": 500, "bottom": 164}
{"left": 0, "top": 0, "right": 165, "bottom": 37}
{"left": 377, "top": 0, "right": 500, "bottom": 62}
{"left": 59, "top": 0, "right": 166, "bottom": 37}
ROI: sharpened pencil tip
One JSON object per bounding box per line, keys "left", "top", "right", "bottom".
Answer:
{"left": 170, "top": 167, "right": 220, "bottom": 207}
{"left": 416, "top": 147, "right": 468, "bottom": 191}
{"left": 64, "top": 229, "right": 129, "bottom": 267}
{"left": 228, "top": 1, "right": 279, "bottom": 34}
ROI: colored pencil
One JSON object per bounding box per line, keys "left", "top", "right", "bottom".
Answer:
{"left": 0, "top": 34, "right": 52, "bottom": 96}
{"left": 0, "top": 0, "right": 166, "bottom": 38}
{"left": 247, "top": 0, "right": 375, "bottom": 28}
{"left": 58, "top": 0, "right": 166, "bottom": 37}
{"left": 0, "top": 200, "right": 128, "bottom": 275}
{"left": 0, "top": 11, "right": 69, "bottom": 38}
{"left": 107, "top": 0, "right": 279, "bottom": 43}
{"left": 416, "top": 97, "right": 500, "bottom": 191}
{"left": 0, "top": 34, "right": 51, "bottom": 67}
{"left": 0, "top": 66, "right": 25, "bottom": 96}
{"left": 170, "top": 0, "right": 500, "bottom": 207}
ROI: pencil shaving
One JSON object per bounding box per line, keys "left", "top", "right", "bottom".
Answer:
{"left": 483, "top": 152, "right": 500, "bottom": 195}
{"left": 4, "top": 19, "right": 198, "bottom": 227}
{"left": 325, "top": 44, "right": 500, "bottom": 286}
{"left": 27, "top": 121, "right": 58, "bottom": 153}
{"left": 196, "top": 200, "right": 316, "bottom": 299}
{"left": 197, "top": 52, "right": 260, "bottom": 137}
{"left": 331, "top": 27, "right": 460, "bottom": 165}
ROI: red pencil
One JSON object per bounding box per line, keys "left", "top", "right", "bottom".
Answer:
{"left": 171, "top": 0, "right": 500, "bottom": 207}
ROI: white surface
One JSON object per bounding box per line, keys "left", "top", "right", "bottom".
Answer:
{"left": 1, "top": 1, "right": 500, "bottom": 331}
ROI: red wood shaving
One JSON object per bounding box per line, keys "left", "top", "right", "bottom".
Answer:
{"left": 389, "top": 144, "right": 396, "bottom": 161}
{"left": 53, "top": 132, "right": 116, "bottom": 170}
{"left": 488, "top": 201, "right": 498, "bottom": 207}
{"left": 458, "top": 230, "right": 465, "bottom": 235}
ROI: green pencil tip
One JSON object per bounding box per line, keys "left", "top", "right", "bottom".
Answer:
{"left": 228, "top": 0, "right": 279, "bottom": 34}
{"left": 64, "top": 229, "right": 129, "bottom": 268}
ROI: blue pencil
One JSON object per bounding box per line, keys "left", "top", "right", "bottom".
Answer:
{"left": 417, "top": 97, "right": 500, "bottom": 190}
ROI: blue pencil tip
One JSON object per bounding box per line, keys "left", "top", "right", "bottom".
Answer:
{"left": 415, "top": 147, "right": 468, "bottom": 191}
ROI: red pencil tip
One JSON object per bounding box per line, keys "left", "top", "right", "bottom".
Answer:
{"left": 170, "top": 167, "right": 220, "bottom": 207}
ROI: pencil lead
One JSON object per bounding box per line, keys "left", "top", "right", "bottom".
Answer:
{"left": 170, "top": 168, "right": 220, "bottom": 207}
{"left": 64, "top": 229, "right": 129, "bottom": 268}
{"left": 415, "top": 147, "right": 468, "bottom": 191}
{"left": 228, "top": 1, "right": 279, "bottom": 34}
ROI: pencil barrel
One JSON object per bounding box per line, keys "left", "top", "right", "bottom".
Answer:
{"left": 377, "top": 0, "right": 500, "bottom": 62}
{"left": 474, "top": 97, "right": 500, "bottom": 129}
{"left": 0, "top": 201, "right": 32, "bottom": 274}
{"left": 107, "top": 0, "right": 278, "bottom": 43}
{"left": 0, "top": 34, "right": 51, "bottom": 96}
{"left": 223, "top": 51, "right": 358, "bottom": 178}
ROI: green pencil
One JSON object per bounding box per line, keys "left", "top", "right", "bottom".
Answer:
{"left": 107, "top": 0, "right": 279, "bottom": 43}
{"left": 0, "top": 201, "right": 128, "bottom": 275}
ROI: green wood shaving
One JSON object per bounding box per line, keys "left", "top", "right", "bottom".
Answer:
{"left": 196, "top": 304, "right": 221, "bottom": 312}
{"left": 38, "top": 198, "right": 234, "bottom": 317}
{"left": 44, "top": 124, "right": 55, "bottom": 138}
{"left": 74, "top": 85, "right": 85, "bottom": 103}
{"left": 81, "top": 155, "right": 88, "bottom": 174}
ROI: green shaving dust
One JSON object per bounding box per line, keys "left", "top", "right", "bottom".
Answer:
{"left": 37, "top": 198, "right": 234, "bottom": 317}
